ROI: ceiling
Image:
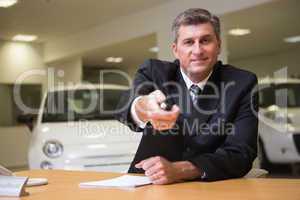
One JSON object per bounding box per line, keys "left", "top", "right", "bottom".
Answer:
{"left": 82, "top": 33, "right": 157, "bottom": 69}
{"left": 1, "top": 0, "right": 299, "bottom": 69}
{"left": 222, "top": 0, "right": 300, "bottom": 61}
{"left": 83, "top": 0, "right": 300, "bottom": 68}
{"left": 0, "top": 0, "right": 171, "bottom": 42}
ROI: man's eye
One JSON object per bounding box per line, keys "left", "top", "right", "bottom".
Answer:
{"left": 184, "top": 40, "right": 193, "bottom": 45}
{"left": 201, "top": 38, "right": 211, "bottom": 44}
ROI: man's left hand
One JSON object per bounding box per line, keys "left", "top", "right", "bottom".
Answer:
{"left": 135, "top": 156, "right": 182, "bottom": 185}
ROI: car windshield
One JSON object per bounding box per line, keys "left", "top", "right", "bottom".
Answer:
{"left": 259, "top": 83, "right": 300, "bottom": 108}
{"left": 42, "top": 88, "right": 125, "bottom": 122}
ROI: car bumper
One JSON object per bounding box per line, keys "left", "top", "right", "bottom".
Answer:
{"left": 261, "top": 132, "right": 300, "bottom": 163}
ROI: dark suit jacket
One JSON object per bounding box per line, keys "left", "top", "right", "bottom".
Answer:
{"left": 115, "top": 59, "right": 258, "bottom": 181}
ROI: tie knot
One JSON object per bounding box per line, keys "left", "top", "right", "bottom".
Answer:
{"left": 190, "top": 84, "right": 202, "bottom": 96}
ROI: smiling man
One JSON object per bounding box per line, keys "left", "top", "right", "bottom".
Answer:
{"left": 116, "top": 8, "right": 258, "bottom": 184}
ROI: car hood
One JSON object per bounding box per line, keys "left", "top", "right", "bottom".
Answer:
{"left": 32, "top": 120, "right": 142, "bottom": 145}
{"left": 286, "top": 108, "right": 300, "bottom": 128}
{"left": 260, "top": 107, "right": 300, "bottom": 132}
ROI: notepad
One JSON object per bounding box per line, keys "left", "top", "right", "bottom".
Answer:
{"left": 0, "top": 175, "right": 28, "bottom": 197}
{"left": 79, "top": 175, "right": 152, "bottom": 189}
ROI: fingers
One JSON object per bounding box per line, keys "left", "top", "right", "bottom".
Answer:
{"left": 135, "top": 90, "right": 181, "bottom": 130}
{"left": 135, "top": 157, "right": 155, "bottom": 169}
{"left": 135, "top": 156, "right": 161, "bottom": 170}
{"left": 145, "top": 90, "right": 166, "bottom": 113}
{"left": 135, "top": 91, "right": 166, "bottom": 117}
{"left": 149, "top": 90, "right": 166, "bottom": 104}
{"left": 152, "top": 176, "right": 169, "bottom": 185}
{"left": 134, "top": 94, "right": 162, "bottom": 123}
{"left": 150, "top": 105, "right": 180, "bottom": 130}
{"left": 134, "top": 160, "right": 145, "bottom": 169}
{"left": 136, "top": 156, "right": 174, "bottom": 185}
{"left": 145, "top": 163, "right": 163, "bottom": 177}
{"left": 135, "top": 157, "right": 166, "bottom": 183}
{"left": 149, "top": 105, "right": 180, "bottom": 121}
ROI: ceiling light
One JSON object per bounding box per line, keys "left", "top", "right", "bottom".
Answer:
{"left": 228, "top": 28, "right": 251, "bottom": 36}
{"left": 105, "top": 57, "right": 115, "bottom": 62}
{"left": 12, "top": 34, "right": 38, "bottom": 42}
{"left": 284, "top": 35, "right": 300, "bottom": 43}
{"left": 0, "top": 0, "right": 18, "bottom": 8}
{"left": 114, "top": 57, "right": 123, "bottom": 63}
{"left": 105, "top": 57, "right": 123, "bottom": 63}
{"left": 149, "top": 46, "right": 159, "bottom": 53}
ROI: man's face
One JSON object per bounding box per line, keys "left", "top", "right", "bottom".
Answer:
{"left": 172, "top": 23, "right": 221, "bottom": 82}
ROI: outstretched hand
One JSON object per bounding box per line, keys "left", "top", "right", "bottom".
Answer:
{"left": 135, "top": 90, "right": 180, "bottom": 130}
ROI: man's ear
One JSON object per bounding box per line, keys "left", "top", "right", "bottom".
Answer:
{"left": 171, "top": 43, "right": 178, "bottom": 58}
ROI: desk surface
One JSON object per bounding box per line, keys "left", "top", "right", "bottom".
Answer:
{"left": 10, "top": 170, "right": 300, "bottom": 200}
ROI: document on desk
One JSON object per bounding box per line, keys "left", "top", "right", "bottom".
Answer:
{"left": 79, "top": 175, "right": 152, "bottom": 189}
{"left": 0, "top": 175, "right": 28, "bottom": 197}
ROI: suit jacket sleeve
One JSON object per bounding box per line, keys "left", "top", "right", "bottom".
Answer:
{"left": 186, "top": 74, "right": 259, "bottom": 181}
{"left": 115, "top": 59, "right": 155, "bottom": 132}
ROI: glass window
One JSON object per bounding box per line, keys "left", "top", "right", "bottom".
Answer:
{"left": 259, "top": 83, "right": 300, "bottom": 108}
{"left": 42, "top": 88, "right": 125, "bottom": 122}
{"left": 0, "top": 84, "right": 42, "bottom": 126}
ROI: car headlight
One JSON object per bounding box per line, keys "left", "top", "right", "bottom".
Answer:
{"left": 40, "top": 161, "right": 53, "bottom": 169}
{"left": 264, "top": 111, "right": 292, "bottom": 124}
{"left": 43, "top": 140, "right": 63, "bottom": 158}
{"left": 274, "top": 114, "right": 292, "bottom": 124}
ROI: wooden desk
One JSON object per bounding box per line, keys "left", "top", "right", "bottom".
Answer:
{"left": 9, "top": 170, "right": 300, "bottom": 200}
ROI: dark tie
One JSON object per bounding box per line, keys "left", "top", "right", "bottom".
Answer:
{"left": 190, "top": 84, "right": 202, "bottom": 105}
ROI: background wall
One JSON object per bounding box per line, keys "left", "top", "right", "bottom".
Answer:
{"left": 230, "top": 46, "right": 300, "bottom": 78}
{"left": 0, "top": 126, "right": 30, "bottom": 169}
{"left": 0, "top": 85, "right": 14, "bottom": 126}
{"left": 0, "top": 41, "right": 44, "bottom": 169}
{"left": 47, "top": 57, "right": 83, "bottom": 88}
{"left": 0, "top": 41, "right": 45, "bottom": 84}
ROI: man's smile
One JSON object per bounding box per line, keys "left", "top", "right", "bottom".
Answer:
{"left": 190, "top": 57, "right": 209, "bottom": 64}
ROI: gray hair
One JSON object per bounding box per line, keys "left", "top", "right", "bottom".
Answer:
{"left": 171, "top": 8, "right": 220, "bottom": 43}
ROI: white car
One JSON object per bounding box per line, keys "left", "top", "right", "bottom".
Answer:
{"left": 28, "top": 84, "right": 141, "bottom": 172}
{"left": 258, "top": 78, "right": 300, "bottom": 171}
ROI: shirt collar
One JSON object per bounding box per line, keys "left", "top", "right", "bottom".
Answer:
{"left": 180, "top": 68, "right": 212, "bottom": 90}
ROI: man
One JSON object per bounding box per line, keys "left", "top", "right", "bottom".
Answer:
{"left": 116, "top": 8, "right": 258, "bottom": 184}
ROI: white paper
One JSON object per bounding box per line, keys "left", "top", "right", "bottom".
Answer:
{"left": 0, "top": 175, "right": 28, "bottom": 197}
{"left": 79, "top": 175, "right": 152, "bottom": 189}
